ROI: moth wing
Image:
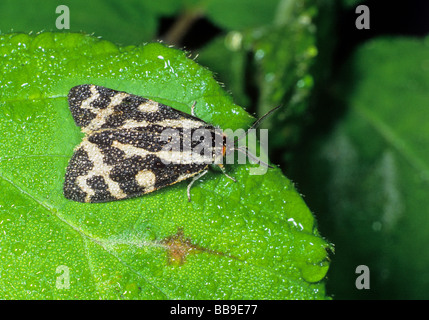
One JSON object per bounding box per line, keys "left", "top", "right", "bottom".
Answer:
{"left": 67, "top": 84, "right": 206, "bottom": 133}
{"left": 63, "top": 126, "right": 209, "bottom": 203}
{"left": 65, "top": 85, "right": 213, "bottom": 203}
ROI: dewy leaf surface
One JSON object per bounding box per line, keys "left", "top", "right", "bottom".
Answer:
{"left": 0, "top": 32, "right": 329, "bottom": 299}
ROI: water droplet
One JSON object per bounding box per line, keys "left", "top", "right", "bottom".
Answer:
{"left": 11, "top": 242, "right": 26, "bottom": 256}
{"left": 122, "top": 282, "right": 140, "bottom": 299}
{"left": 300, "top": 261, "right": 329, "bottom": 283}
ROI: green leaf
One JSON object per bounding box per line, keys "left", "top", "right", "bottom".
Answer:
{"left": 205, "top": 0, "right": 279, "bottom": 30}
{"left": 197, "top": 36, "right": 250, "bottom": 107}
{"left": 292, "top": 37, "right": 429, "bottom": 299}
{"left": 341, "top": 0, "right": 365, "bottom": 9}
{"left": 0, "top": 0, "right": 182, "bottom": 45}
{"left": 198, "top": 0, "right": 320, "bottom": 154}
{"left": 0, "top": 32, "right": 329, "bottom": 299}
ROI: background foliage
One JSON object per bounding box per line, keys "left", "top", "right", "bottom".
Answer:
{"left": 0, "top": 0, "right": 330, "bottom": 299}
{"left": 1, "top": 0, "right": 428, "bottom": 299}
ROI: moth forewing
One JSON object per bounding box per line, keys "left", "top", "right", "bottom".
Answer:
{"left": 64, "top": 85, "right": 211, "bottom": 203}
{"left": 158, "top": 127, "right": 184, "bottom": 165}
{"left": 64, "top": 85, "right": 279, "bottom": 203}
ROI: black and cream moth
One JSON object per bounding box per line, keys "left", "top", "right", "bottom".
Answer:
{"left": 64, "top": 85, "right": 276, "bottom": 203}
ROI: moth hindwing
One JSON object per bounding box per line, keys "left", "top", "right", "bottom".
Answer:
{"left": 63, "top": 84, "right": 226, "bottom": 203}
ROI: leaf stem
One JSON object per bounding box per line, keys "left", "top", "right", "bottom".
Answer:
{"left": 160, "top": 8, "right": 204, "bottom": 46}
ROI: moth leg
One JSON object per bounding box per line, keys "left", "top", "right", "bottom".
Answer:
{"left": 187, "top": 169, "right": 209, "bottom": 202}
{"left": 217, "top": 164, "right": 236, "bottom": 182}
{"left": 191, "top": 101, "right": 197, "bottom": 117}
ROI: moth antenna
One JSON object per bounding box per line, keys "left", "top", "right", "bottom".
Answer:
{"left": 235, "top": 147, "right": 274, "bottom": 169}
{"left": 237, "top": 105, "right": 282, "bottom": 141}
{"left": 218, "top": 165, "right": 236, "bottom": 182}
{"left": 248, "top": 105, "right": 282, "bottom": 131}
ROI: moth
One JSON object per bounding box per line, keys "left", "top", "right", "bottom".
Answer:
{"left": 63, "top": 85, "right": 279, "bottom": 203}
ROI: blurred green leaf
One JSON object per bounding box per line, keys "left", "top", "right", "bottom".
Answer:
{"left": 0, "top": 32, "right": 330, "bottom": 299}
{"left": 205, "top": 0, "right": 279, "bottom": 31}
{"left": 196, "top": 36, "right": 250, "bottom": 107}
{"left": 341, "top": 0, "right": 365, "bottom": 9}
{"left": 198, "top": 0, "right": 321, "bottom": 153}
{"left": 0, "top": 0, "right": 182, "bottom": 45}
{"left": 293, "top": 37, "right": 429, "bottom": 299}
